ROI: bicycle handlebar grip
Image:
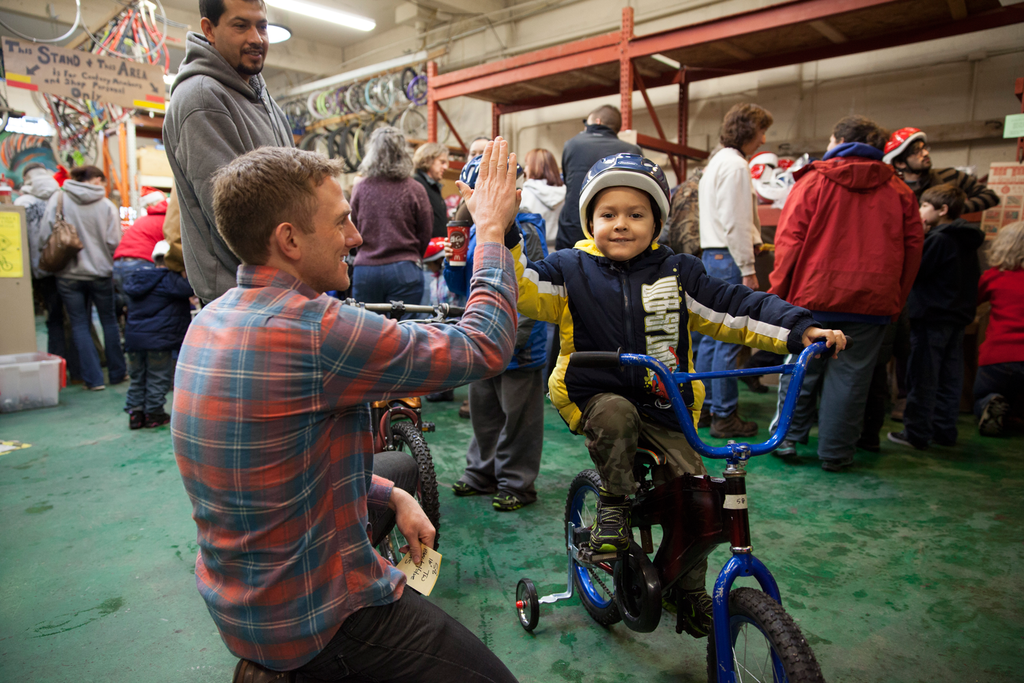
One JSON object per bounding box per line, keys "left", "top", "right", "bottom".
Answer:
{"left": 445, "top": 305, "right": 466, "bottom": 318}
{"left": 812, "top": 337, "right": 837, "bottom": 359}
{"left": 569, "top": 351, "right": 622, "bottom": 368}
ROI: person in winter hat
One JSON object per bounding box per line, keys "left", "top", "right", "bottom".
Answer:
{"left": 163, "top": 0, "right": 294, "bottom": 304}
{"left": 769, "top": 115, "right": 923, "bottom": 469}
{"left": 123, "top": 240, "right": 195, "bottom": 429}
{"left": 888, "top": 184, "right": 984, "bottom": 450}
{"left": 39, "top": 165, "right": 127, "bottom": 391}
{"left": 510, "top": 151, "right": 845, "bottom": 637}
{"left": 519, "top": 148, "right": 566, "bottom": 250}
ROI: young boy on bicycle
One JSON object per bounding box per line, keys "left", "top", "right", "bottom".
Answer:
{"left": 504, "top": 153, "right": 845, "bottom": 637}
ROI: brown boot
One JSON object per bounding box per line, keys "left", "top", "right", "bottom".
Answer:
{"left": 697, "top": 406, "right": 712, "bottom": 428}
{"left": 709, "top": 410, "right": 758, "bottom": 438}
{"left": 233, "top": 660, "right": 295, "bottom": 682}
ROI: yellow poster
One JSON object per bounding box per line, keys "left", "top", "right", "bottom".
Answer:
{"left": 0, "top": 211, "right": 24, "bottom": 278}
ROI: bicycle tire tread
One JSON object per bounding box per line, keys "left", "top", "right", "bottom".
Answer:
{"left": 391, "top": 422, "right": 441, "bottom": 548}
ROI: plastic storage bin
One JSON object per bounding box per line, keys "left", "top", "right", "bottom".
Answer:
{"left": 0, "top": 353, "right": 65, "bottom": 413}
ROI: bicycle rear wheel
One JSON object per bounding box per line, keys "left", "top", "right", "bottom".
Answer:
{"left": 707, "top": 588, "right": 824, "bottom": 683}
{"left": 391, "top": 421, "right": 441, "bottom": 547}
{"left": 565, "top": 469, "right": 621, "bottom": 626}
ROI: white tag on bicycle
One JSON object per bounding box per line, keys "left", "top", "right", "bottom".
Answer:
{"left": 724, "top": 494, "right": 748, "bottom": 510}
{"left": 396, "top": 545, "right": 442, "bottom": 596}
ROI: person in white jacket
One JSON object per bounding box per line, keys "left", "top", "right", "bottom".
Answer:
{"left": 695, "top": 103, "right": 774, "bottom": 438}
{"left": 519, "top": 148, "right": 566, "bottom": 250}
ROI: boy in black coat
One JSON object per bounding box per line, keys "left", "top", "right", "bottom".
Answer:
{"left": 123, "top": 240, "right": 195, "bottom": 428}
{"left": 890, "top": 184, "right": 984, "bottom": 449}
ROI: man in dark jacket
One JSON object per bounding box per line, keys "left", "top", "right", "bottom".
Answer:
{"left": 123, "top": 241, "right": 195, "bottom": 429}
{"left": 769, "top": 115, "right": 924, "bottom": 470}
{"left": 556, "top": 105, "right": 641, "bottom": 250}
{"left": 163, "top": 0, "right": 294, "bottom": 303}
{"left": 889, "top": 185, "right": 984, "bottom": 450}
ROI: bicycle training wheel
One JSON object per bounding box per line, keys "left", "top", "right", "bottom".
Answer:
{"left": 565, "top": 469, "right": 621, "bottom": 626}
{"left": 707, "top": 587, "right": 824, "bottom": 683}
{"left": 391, "top": 422, "right": 441, "bottom": 547}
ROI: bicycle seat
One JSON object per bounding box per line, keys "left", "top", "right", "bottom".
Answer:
{"left": 369, "top": 397, "right": 422, "bottom": 410}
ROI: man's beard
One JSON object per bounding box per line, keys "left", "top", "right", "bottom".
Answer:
{"left": 237, "top": 48, "right": 265, "bottom": 76}
{"left": 907, "top": 156, "right": 931, "bottom": 173}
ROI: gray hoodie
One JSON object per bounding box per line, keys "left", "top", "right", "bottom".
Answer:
{"left": 15, "top": 170, "right": 60, "bottom": 278}
{"left": 163, "top": 32, "right": 293, "bottom": 302}
{"left": 39, "top": 181, "right": 121, "bottom": 280}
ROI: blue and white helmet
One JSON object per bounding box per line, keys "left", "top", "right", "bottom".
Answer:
{"left": 458, "top": 153, "right": 524, "bottom": 190}
{"left": 578, "top": 153, "right": 671, "bottom": 240}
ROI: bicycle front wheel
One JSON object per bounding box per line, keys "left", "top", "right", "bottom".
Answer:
{"left": 707, "top": 587, "right": 824, "bottom": 683}
{"left": 391, "top": 421, "right": 441, "bottom": 547}
{"left": 565, "top": 469, "right": 621, "bottom": 626}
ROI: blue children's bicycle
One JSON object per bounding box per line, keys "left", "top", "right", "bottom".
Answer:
{"left": 513, "top": 342, "right": 832, "bottom": 683}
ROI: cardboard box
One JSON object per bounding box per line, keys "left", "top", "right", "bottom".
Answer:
{"left": 980, "top": 162, "right": 1024, "bottom": 238}
{"left": 137, "top": 146, "right": 173, "bottom": 179}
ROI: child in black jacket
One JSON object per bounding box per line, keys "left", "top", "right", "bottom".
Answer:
{"left": 890, "top": 184, "right": 984, "bottom": 449}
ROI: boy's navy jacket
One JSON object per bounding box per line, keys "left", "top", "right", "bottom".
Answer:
{"left": 506, "top": 228, "right": 817, "bottom": 433}
{"left": 908, "top": 218, "right": 984, "bottom": 326}
{"left": 124, "top": 267, "right": 195, "bottom": 352}
{"left": 445, "top": 212, "right": 548, "bottom": 370}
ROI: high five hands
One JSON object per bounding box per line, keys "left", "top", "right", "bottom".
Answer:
{"left": 455, "top": 137, "right": 521, "bottom": 245}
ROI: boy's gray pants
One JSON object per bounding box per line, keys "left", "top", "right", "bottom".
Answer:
{"left": 580, "top": 392, "right": 708, "bottom": 591}
{"left": 459, "top": 367, "right": 545, "bottom": 502}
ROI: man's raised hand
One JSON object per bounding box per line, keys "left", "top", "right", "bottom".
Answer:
{"left": 455, "top": 137, "right": 519, "bottom": 245}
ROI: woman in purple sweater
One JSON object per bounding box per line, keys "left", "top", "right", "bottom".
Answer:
{"left": 350, "top": 127, "right": 434, "bottom": 308}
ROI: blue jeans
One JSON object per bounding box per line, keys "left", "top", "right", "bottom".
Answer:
{"left": 56, "top": 277, "right": 127, "bottom": 388}
{"left": 695, "top": 249, "right": 742, "bottom": 417}
{"left": 126, "top": 350, "right": 174, "bottom": 414}
{"left": 771, "top": 321, "right": 886, "bottom": 462}
{"left": 351, "top": 261, "right": 425, "bottom": 318}
{"left": 904, "top": 323, "right": 964, "bottom": 445}
{"left": 973, "top": 362, "right": 1024, "bottom": 418}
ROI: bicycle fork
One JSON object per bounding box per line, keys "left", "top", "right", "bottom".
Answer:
{"left": 710, "top": 458, "right": 785, "bottom": 683}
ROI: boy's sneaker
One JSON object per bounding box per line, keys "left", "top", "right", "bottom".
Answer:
{"left": 144, "top": 411, "right": 171, "bottom": 428}
{"left": 86, "top": 384, "right": 106, "bottom": 392}
{"left": 773, "top": 439, "right": 797, "bottom": 457}
{"left": 887, "top": 430, "right": 926, "bottom": 450}
{"left": 425, "top": 389, "right": 454, "bottom": 402}
{"left": 676, "top": 588, "right": 714, "bottom": 638}
{"left": 452, "top": 481, "right": 486, "bottom": 497}
{"left": 492, "top": 491, "right": 529, "bottom": 512}
{"left": 590, "top": 489, "right": 631, "bottom": 552}
{"left": 128, "top": 409, "right": 145, "bottom": 430}
{"left": 978, "top": 394, "right": 1008, "bottom": 437}
{"left": 709, "top": 411, "right": 758, "bottom": 438}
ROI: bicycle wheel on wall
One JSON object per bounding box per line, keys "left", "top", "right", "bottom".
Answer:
{"left": 565, "top": 469, "right": 621, "bottom": 626}
{"left": 707, "top": 587, "right": 824, "bottom": 683}
{"left": 390, "top": 421, "right": 441, "bottom": 548}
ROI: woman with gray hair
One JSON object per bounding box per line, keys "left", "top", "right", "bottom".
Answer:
{"left": 350, "top": 126, "right": 434, "bottom": 308}
{"left": 412, "top": 142, "right": 450, "bottom": 238}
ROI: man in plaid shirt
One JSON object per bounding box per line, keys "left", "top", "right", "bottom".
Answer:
{"left": 172, "top": 141, "right": 522, "bottom": 682}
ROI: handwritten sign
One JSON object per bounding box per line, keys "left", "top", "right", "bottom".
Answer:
{"left": 0, "top": 211, "right": 24, "bottom": 278}
{"left": 2, "top": 36, "right": 165, "bottom": 111}
{"left": 395, "top": 546, "right": 442, "bottom": 596}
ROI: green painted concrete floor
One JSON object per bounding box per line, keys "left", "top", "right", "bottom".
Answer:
{"left": 2, "top": 323, "right": 1022, "bottom": 682}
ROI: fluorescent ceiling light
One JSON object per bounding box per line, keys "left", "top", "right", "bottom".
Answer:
{"left": 264, "top": 0, "right": 375, "bottom": 32}
{"left": 267, "top": 24, "right": 292, "bottom": 43}
{"left": 651, "top": 53, "right": 681, "bottom": 70}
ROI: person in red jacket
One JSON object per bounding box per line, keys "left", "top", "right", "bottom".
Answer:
{"left": 768, "top": 115, "right": 924, "bottom": 471}
{"left": 973, "top": 221, "right": 1024, "bottom": 436}
{"left": 112, "top": 190, "right": 168, "bottom": 319}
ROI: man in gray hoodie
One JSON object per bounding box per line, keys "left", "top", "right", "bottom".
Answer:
{"left": 163, "top": 0, "right": 293, "bottom": 303}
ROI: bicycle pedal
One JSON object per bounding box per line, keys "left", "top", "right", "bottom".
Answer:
{"left": 575, "top": 547, "right": 620, "bottom": 564}
{"left": 421, "top": 422, "right": 435, "bottom": 433}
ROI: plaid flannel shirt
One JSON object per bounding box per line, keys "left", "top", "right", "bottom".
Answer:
{"left": 172, "top": 243, "right": 516, "bottom": 670}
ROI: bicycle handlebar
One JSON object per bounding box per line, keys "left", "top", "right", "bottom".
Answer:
{"left": 569, "top": 340, "right": 834, "bottom": 461}
{"left": 350, "top": 300, "right": 465, "bottom": 320}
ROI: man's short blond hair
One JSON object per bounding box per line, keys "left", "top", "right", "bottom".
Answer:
{"left": 212, "top": 147, "right": 345, "bottom": 265}
{"left": 413, "top": 142, "right": 449, "bottom": 172}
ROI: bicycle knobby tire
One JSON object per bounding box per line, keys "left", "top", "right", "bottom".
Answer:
{"left": 390, "top": 422, "right": 441, "bottom": 548}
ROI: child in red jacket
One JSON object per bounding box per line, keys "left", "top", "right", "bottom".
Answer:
{"left": 974, "top": 221, "right": 1024, "bottom": 436}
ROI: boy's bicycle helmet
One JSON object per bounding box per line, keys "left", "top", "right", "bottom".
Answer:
{"left": 458, "top": 153, "right": 523, "bottom": 190}
{"left": 578, "top": 153, "right": 671, "bottom": 240}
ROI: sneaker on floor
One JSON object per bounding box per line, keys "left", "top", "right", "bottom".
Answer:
{"left": 108, "top": 376, "right": 128, "bottom": 386}
{"left": 773, "top": 439, "right": 797, "bottom": 457}
{"left": 887, "top": 430, "right": 926, "bottom": 450}
{"left": 589, "top": 489, "right": 631, "bottom": 552}
{"left": 978, "top": 394, "right": 1009, "bottom": 437}
{"left": 697, "top": 406, "right": 712, "bottom": 429}
{"left": 821, "top": 457, "right": 854, "bottom": 472}
{"left": 890, "top": 398, "right": 906, "bottom": 422}
{"left": 709, "top": 411, "right": 758, "bottom": 439}
{"left": 493, "top": 490, "right": 530, "bottom": 512}
{"left": 86, "top": 384, "right": 106, "bottom": 392}
{"left": 676, "top": 588, "right": 714, "bottom": 638}
{"left": 452, "top": 481, "right": 487, "bottom": 497}
{"left": 128, "top": 409, "right": 145, "bottom": 430}
{"left": 855, "top": 436, "right": 881, "bottom": 453}
{"left": 144, "top": 411, "right": 171, "bottom": 428}
{"left": 458, "top": 399, "right": 470, "bottom": 419}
